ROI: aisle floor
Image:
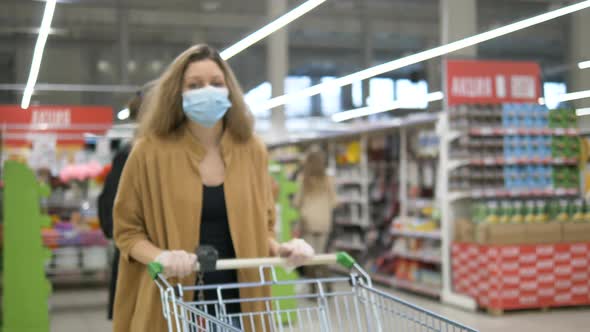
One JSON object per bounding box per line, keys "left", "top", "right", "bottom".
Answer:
{"left": 50, "top": 287, "right": 590, "bottom": 332}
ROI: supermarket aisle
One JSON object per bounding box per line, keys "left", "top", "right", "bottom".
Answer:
{"left": 50, "top": 287, "right": 590, "bottom": 331}
{"left": 50, "top": 289, "right": 112, "bottom": 332}
{"left": 387, "top": 290, "right": 590, "bottom": 332}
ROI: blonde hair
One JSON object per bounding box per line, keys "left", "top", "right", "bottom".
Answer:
{"left": 138, "top": 44, "right": 253, "bottom": 142}
{"left": 302, "top": 149, "right": 329, "bottom": 195}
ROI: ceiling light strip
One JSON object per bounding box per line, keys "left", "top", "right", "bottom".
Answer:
{"left": 332, "top": 91, "right": 444, "bottom": 122}
{"left": 578, "top": 60, "right": 590, "bottom": 69}
{"left": 220, "top": 0, "right": 326, "bottom": 60}
{"left": 555, "top": 89, "right": 590, "bottom": 103}
{"left": 256, "top": 0, "right": 590, "bottom": 112}
{"left": 21, "top": 0, "right": 57, "bottom": 110}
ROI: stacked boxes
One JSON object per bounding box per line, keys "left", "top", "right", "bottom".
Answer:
{"left": 453, "top": 242, "right": 590, "bottom": 311}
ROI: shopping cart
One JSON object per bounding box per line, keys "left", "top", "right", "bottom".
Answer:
{"left": 148, "top": 250, "right": 478, "bottom": 332}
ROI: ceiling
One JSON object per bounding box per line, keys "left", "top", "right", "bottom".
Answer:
{"left": 0, "top": 0, "right": 580, "bottom": 108}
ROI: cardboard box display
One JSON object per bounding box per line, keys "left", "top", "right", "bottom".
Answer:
{"left": 454, "top": 218, "right": 474, "bottom": 242}
{"left": 562, "top": 224, "right": 590, "bottom": 243}
{"left": 524, "top": 223, "right": 562, "bottom": 244}
{"left": 452, "top": 242, "right": 590, "bottom": 311}
{"left": 474, "top": 223, "right": 527, "bottom": 245}
{"left": 456, "top": 221, "right": 590, "bottom": 245}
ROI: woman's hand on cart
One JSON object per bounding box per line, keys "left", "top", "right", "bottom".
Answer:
{"left": 278, "top": 238, "right": 315, "bottom": 268}
{"left": 154, "top": 250, "right": 197, "bottom": 278}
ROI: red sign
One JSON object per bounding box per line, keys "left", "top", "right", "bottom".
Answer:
{"left": 445, "top": 60, "right": 541, "bottom": 106}
{"left": 0, "top": 105, "right": 113, "bottom": 146}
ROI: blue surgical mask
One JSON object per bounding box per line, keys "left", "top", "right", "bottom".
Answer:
{"left": 182, "top": 86, "right": 232, "bottom": 128}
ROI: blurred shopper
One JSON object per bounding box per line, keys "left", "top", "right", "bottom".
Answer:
{"left": 294, "top": 148, "right": 337, "bottom": 286}
{"left": 112, "top": 44, "right": 314, "bottom": 332}
{"left": 97, "top": 86, "right": 147, "bottom": 320}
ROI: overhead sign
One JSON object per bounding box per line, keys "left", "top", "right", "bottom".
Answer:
{"left": 0, "top": 105, "right": 113, "bottom": 146}
{"left": 445, "top": 60, "right": 541, "bottom": 106}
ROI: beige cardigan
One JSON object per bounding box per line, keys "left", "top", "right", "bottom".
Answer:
{"left": 113, "top": 127, "right": 275, "bottom": 332}
{"left": 293, "top": 175, "right": 337, "bottom": 234}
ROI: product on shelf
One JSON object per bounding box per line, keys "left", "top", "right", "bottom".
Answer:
{"left": 416, "top": 131, "right": 439, "bottom": 158}
{"left": 469, "top": 198, "right": 590, "bottom": 226}
{"left": 392, "top": 216, "right": 439, "bottom": 233}
{"left": 549, "top": 108, "right": 577, "bottom": 129}
{"left": 450, "top": 105, "right": 580, "bottom": 190}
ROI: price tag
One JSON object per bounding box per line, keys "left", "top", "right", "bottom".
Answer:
{"left": 484, "top": 189, "right": 496, "bottom": 197}
{"left": 554, "top": 128, "right": 566, "bottom": 136}
{"left": 505, "top": 128, "right": 518, "bottom": 135}
{"left": 480, "top": 128, "right": 493, "bottom": 136}
{"left": 483, "top": 158, "right": 495, "bottom": 165}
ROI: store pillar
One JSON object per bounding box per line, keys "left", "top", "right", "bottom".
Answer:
{"left": 358, "top": 0, "right": 373, "bottom": 106}
{"left": 341, "top": 84, "right": 354, "bottom": 110}
{"left": 267, "top": 0, "right": 288, "bottom": 134}
{"left": 569, "top": 10, "right": 590, "bottom": 110}
{"left": 117, "top": 0, "right": 130, "bottom": 85}
{"left": 440, "top": 0, "right": 477, "bottom": 58}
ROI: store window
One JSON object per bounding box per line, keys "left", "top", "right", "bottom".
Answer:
{"left": 352, "top": 81, "right": 363, "bottom": 107}
{"left": 244, "top": 76, "right": 313, "bottom": 118}
{"left": 285, "top": 76, "right": 312, "bottom": 117}
{"left": 543, "top": 82, "right": 567, "bottom": 110}
{"left": 367, "top": 77, "right": 395, "bottom": 107}
{"left": 396, "top": 79, "right": 429, "bottom": 108}
{"left": 320, "top": 76, "right": 342, "bottom": 115}
{"left": 244, "top": 81, "right": 272, "bottom": 118}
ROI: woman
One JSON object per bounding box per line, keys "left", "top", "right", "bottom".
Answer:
{"left": 113, "top": 44, "right": 313, "bottom": 332}
{"left": 293, "top": 149, "right": 337, "bottom": 283}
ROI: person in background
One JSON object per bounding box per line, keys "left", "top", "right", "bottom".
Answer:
{"left": 294, "top": 148, "right": 337, "bottom": 288}
{"left": 97, "top": 84, "right": 149, "bottom": 320}
{"left": 112, "top": 44, "right": 314, "bottom": 332}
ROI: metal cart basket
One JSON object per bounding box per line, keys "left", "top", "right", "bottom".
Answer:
{"left": 148, "top": 251, "right": 478, "bottom": 332}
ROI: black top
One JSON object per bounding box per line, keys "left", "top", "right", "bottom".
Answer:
{"left": 98, "top": 143, "right": 131, "bottom": 239}
{"left": 197, "top": 184, "right": 241, "bottom": 314}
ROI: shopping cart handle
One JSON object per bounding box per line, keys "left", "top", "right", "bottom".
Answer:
{"left": 148, "top": 252, "right": 356, "bottom": 280}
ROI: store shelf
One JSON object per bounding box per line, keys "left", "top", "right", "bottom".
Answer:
{"left": 468, "top": 157, "right": 578, "bottom": 166}
{"left": 333, "top": 219, "right": 365, "bottom": 228}
{"left": 407, "top": 199, "right": 434, "bottom": 210}
{"left": 391, "top": 278, "right": 441, "bottom": 298}
{"left": 469, "top": 127, "right": 579, "bottom": 137}
{"left": 370, "top": 273, "right": 394, "bottom": 286}
{"left": 392, "top": 251, "right": 441, "bottom": 264}
{"left": 335, "top": 178, "right": 366, "bottom": 186}
{"left": 273, "top": 155, "right": 302, "bottom": 164}
{"left": 390, "top": 229, "right": 441, "bottom": 240}
{"left": 41, "top": 202, "right": 84, "bottom": 210}
{"left": 470, "top": 188, "right": 579, "bottom": 198}
{"left": 338, "top": 197, "right": 365, "bottom": 205}
{"left": 332, "top": 240, "right": 365, "bottom": 252}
